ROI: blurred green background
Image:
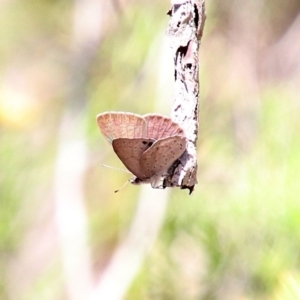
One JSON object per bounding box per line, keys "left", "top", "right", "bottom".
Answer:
{"left": 1, "top": 0, "right": 300, "bottom": 299}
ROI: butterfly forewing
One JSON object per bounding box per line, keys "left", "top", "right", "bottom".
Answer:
{"left": 143, "top": 114, "right": 185, "bottom": 139}
{"left": 112, "top": 138, "right": 155, "bottom": 179}
{"left": 97, "top": 112, "right": 147, "bottom": 142}
{"left": 140, "top": 136, "right": 186, "bottom": 178}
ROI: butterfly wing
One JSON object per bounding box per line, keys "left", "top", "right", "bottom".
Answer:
{"left": 112, "top": 138, "right": 155, "bottom": 179}
{"left": 143, "top": 114, "right": 186, "bottom": 140}
{"left": 97, "top": 112, "right": 147, "bottom": 142}
{"left": 140, "top": 136, "right": 186, "bottom": 178}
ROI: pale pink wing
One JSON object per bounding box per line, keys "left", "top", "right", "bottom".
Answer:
{"left": 143, "top": 114, "right": 185, "bottom": 139}
{"left": 140, "top": 136, "right": 186, "bottom": 178}
{"left": 112, "top": 138, "right": 155, "bottom": 179}
{"left": 97, "top": 112, "right": 147, "bottom": 142}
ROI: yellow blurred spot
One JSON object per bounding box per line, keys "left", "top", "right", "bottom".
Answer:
{"left": 273, "top": 271, "right": 300, "bottom": 299}
{"left": 0, "top": 86, "right": 38, "bottom": 128}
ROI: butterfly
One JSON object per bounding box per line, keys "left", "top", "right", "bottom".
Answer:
{"left": 97, "top": 112, "right": 186, "bottom": 188}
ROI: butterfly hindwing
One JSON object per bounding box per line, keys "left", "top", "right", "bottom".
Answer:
{"left": 140, "top": 136, "right": 186, "bottom": 178}
{"left": 112, "top": 138, "right": 155, "bottom": 179}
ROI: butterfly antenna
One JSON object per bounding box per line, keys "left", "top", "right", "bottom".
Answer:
{"left": 101, "top": 164, "right": 132, "bottom": 193}
{"left": 114, "top": 180, "right": 130, "bottom": 193}
{"left": 101, "top": 164, "right": 131, "bottom": 174}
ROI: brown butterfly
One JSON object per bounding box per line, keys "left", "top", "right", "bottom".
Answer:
{"left": 97, "top": 112, "right": 186, "bottom": 188}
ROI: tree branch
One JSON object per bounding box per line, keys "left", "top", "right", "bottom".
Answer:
{"left": 164, "top": 0, "right": 206, "bottom": 194}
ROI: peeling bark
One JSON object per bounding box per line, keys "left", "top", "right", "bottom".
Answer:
{"left": 164, "top": 0, "right": 206, "bottom": 194}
